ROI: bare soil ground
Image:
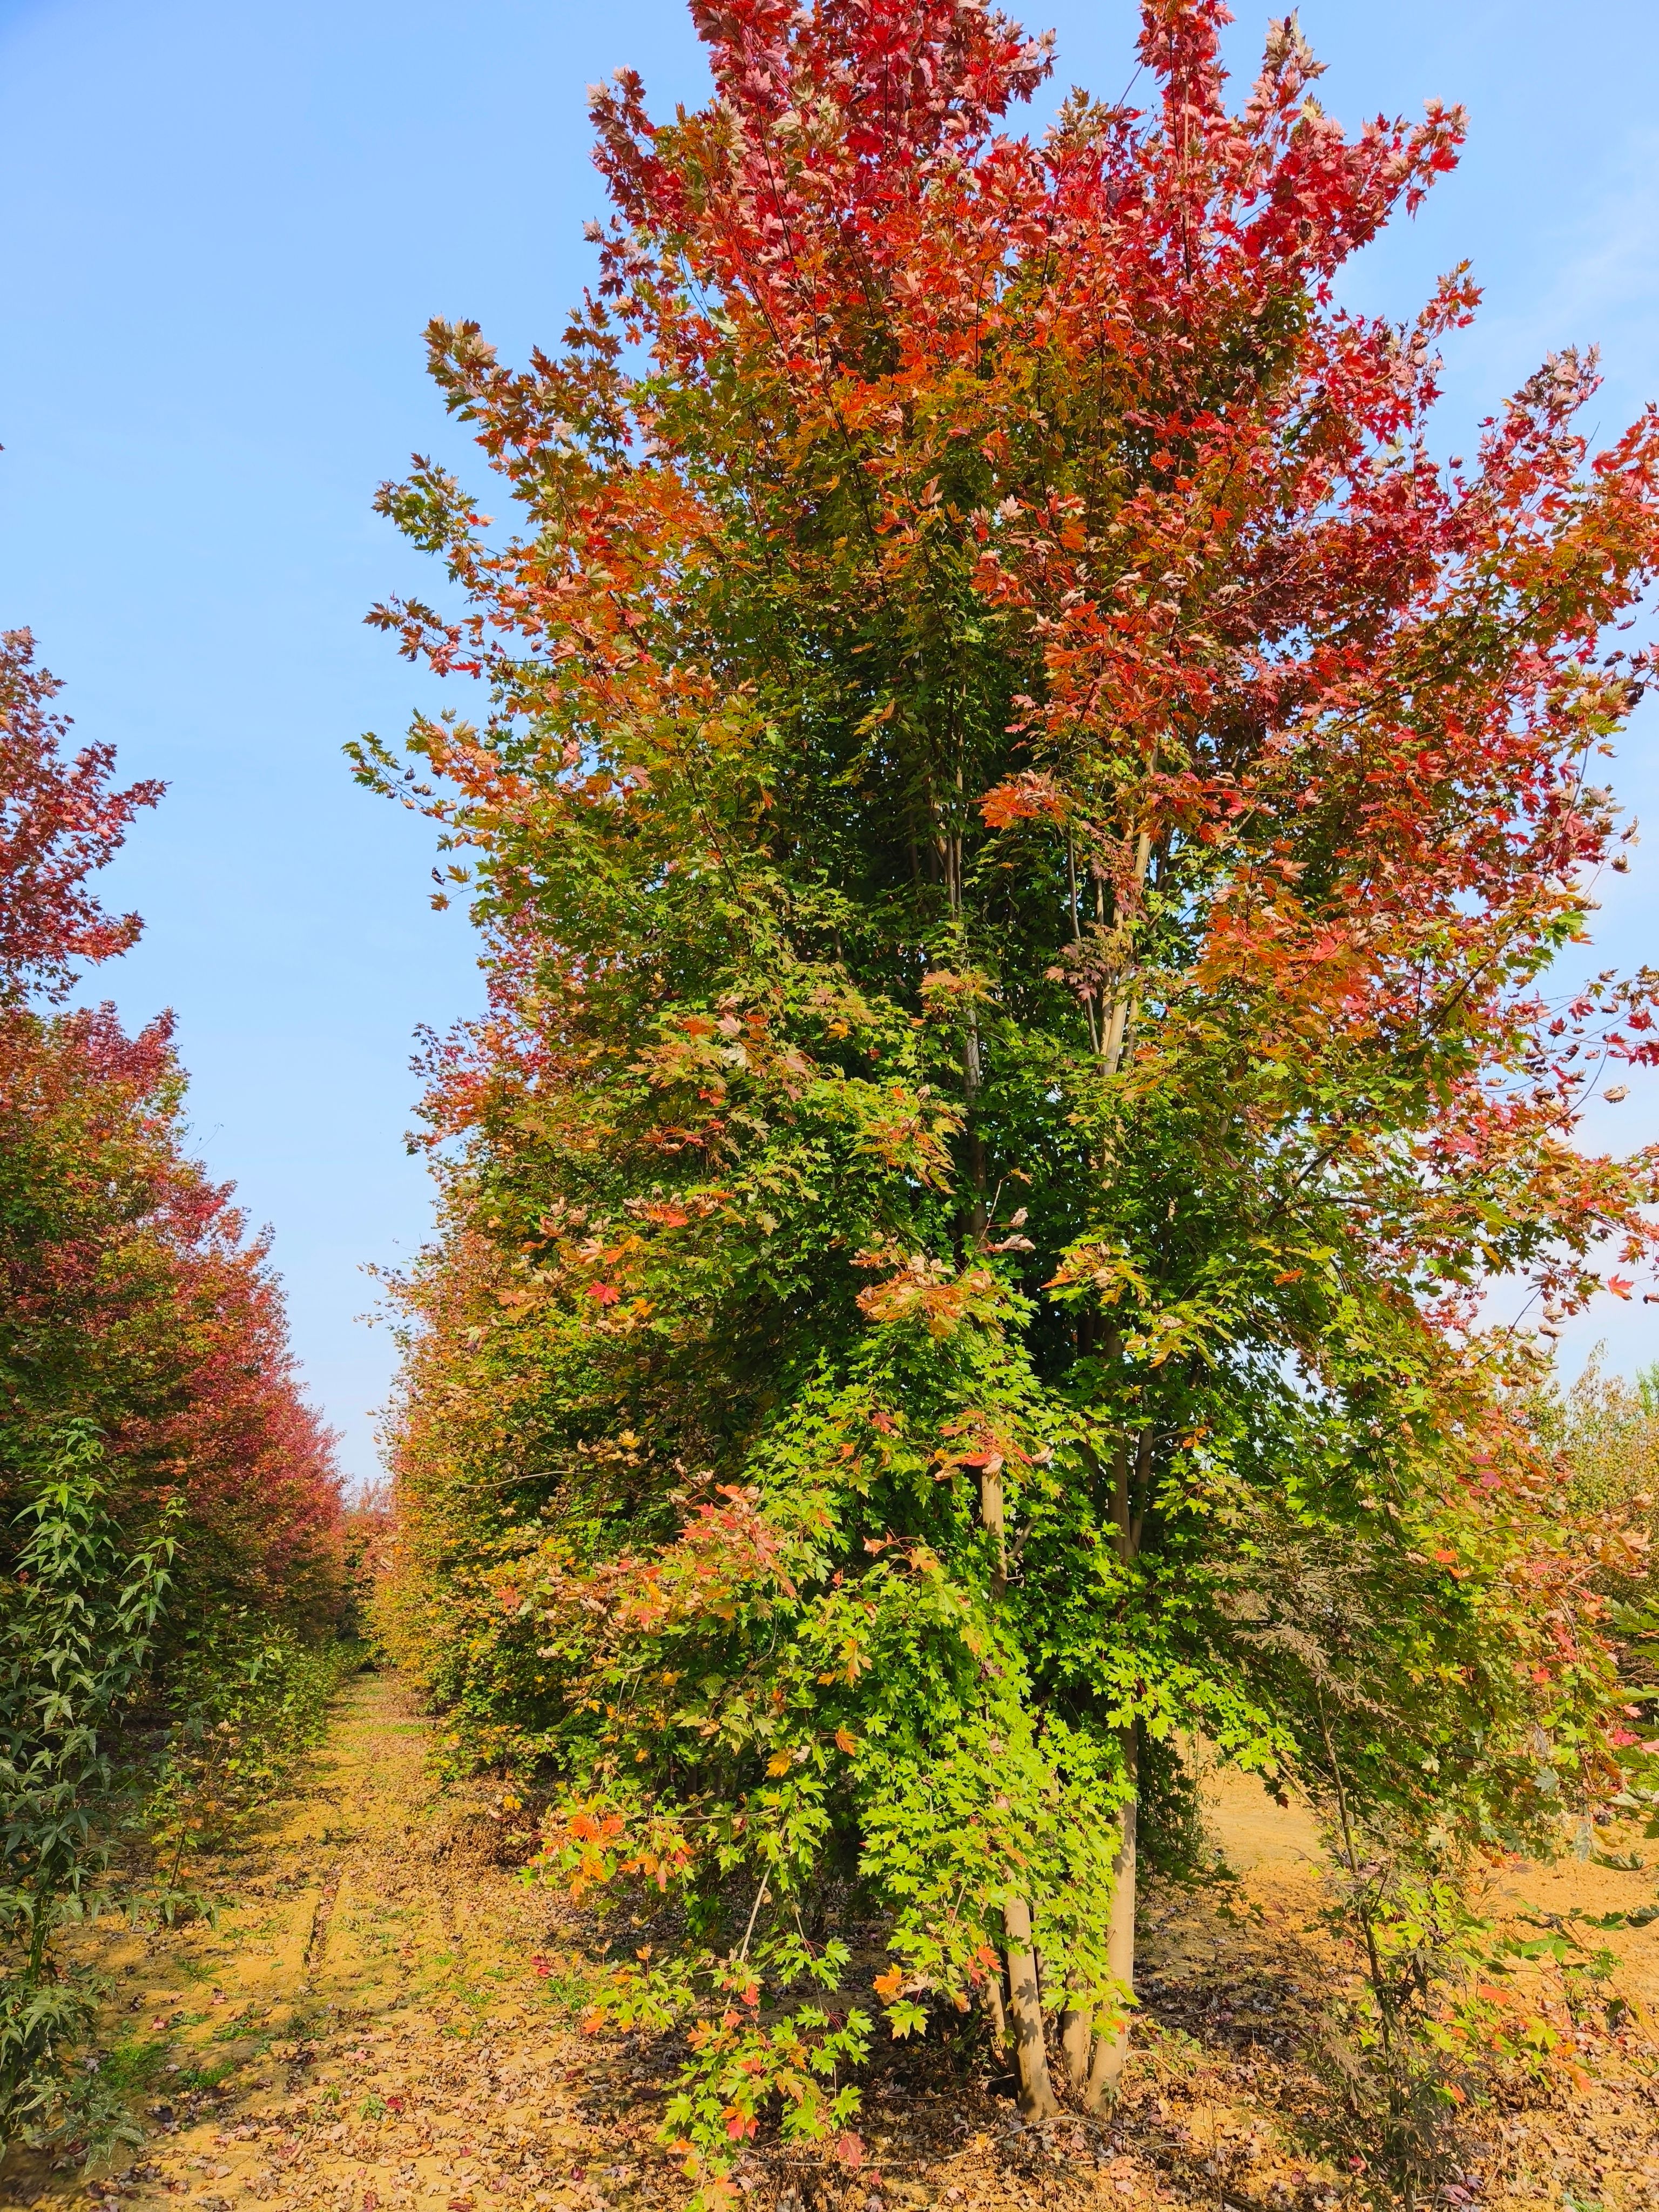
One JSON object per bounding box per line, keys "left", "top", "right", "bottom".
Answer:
{"left": 14, "top": 1674, "right": 1659, "bottom": 2212}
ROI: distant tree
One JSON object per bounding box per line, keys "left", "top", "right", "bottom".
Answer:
{"left": 1539, "top": 1354, "right": 1659, "bottom": 1523}
{"left": 363, "top": 0, "right": 1659, "bottom": 2158}
{"left": 0, "top": 631, "right": 160, "bottom": 1004}
{"left": 0, "top": 1005, "right": 342, "bottom": 1617}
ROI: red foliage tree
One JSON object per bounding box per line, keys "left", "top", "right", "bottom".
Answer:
{"left": 0, "top": 630, "right": 161, "bottom": 1003}
{"left": 0, "top": 630, "right": 341, "bottom": 1628}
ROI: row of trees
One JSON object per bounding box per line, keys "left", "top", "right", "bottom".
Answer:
{"left": 0, "top": 629, "right": 346, "bottom": 2142}
{"left": 361, "top": 0, "right": 1659, "bottom": 2194}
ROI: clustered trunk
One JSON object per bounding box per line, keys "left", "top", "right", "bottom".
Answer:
{"left": 990, "top": 1396, "right": 1145, "bottom": 2113}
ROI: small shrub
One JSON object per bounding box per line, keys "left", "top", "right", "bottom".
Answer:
{"left": 1309, "top": 1824, "right": 1582, "bottom": 2211}
{"left": 579, "top": 1942, "right": 872, "bottom": 2207}
{"left": 0, "top": 1426, "right": 176, "bottom": 2146}
{"left": 146, "top": 1621, "right": 361, "bottom": 1892}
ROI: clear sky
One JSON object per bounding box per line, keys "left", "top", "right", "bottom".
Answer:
{"left": 3, "top": 0, "right": 1657, "bottom": 1487}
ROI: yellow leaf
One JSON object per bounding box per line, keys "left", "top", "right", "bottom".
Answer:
{"left": 766, "top": 1751, "right": 793, "bottom": 1776}
{"left": 835, "top": 1727, "right": 859, "bottom": 1756}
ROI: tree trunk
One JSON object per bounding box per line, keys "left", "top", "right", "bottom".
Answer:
{"left": 979, "top": 1462, "right": 1007, "bottom": 1595}
{"left": 1002, "top": 1894, "right": 1060, "bottom": 2119}
{"left": 1073, "top": 841, "right": 1154, "bottom": 2110}
{"left": 1082, "top": 1728, "right": 1138, "bottom": 2112}
{"left": 982, "top": 1960, "right": 1009, "bottom": 2055}
{"left": 1059, "top": 2001, "right": 1092, "bottom": 2093}
{"left": 1101, "top": 830, "right": 1152, "bottom": 1078}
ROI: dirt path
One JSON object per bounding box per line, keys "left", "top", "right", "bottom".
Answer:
{"left": 18, "top": 1677, "right": 1659, "bottom": 2212}
{"left": 24, "top": 1675, "right": 616, "bottom": 2212}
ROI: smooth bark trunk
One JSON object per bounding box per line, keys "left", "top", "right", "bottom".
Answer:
{"left": 982, "top": 1961, "right": 1009, "bottom": 2054}
{"left": 979, "top": 1463, "right": 1007, "bottom": 1595}
{"left": 1059, "top": 2001, "right": 1092, "bottom": 2092}
{"left": 1002, "top": 1894, "right": 1060, "bottom": 2119}
{"left": 1070, "top": 838, "right": 1154, "bottom": 2109}
{"left": 1101, "top": 831, "right": 1152, "bottom": 1078}
{"left": 1082, "top": 1730, "right": 1138, "bottom": 2112}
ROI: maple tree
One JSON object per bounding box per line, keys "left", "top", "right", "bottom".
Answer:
{"left": 363, "top": 0, "right": 1659, "bottom": 2159}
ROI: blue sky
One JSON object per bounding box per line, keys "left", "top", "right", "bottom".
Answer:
{"left": 3, "top": 0, "right": 1657, "bottom": 1486}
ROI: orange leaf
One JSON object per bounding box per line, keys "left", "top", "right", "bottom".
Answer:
{"left": 980, "top": 772, "right": 1065, "bottom": 828}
